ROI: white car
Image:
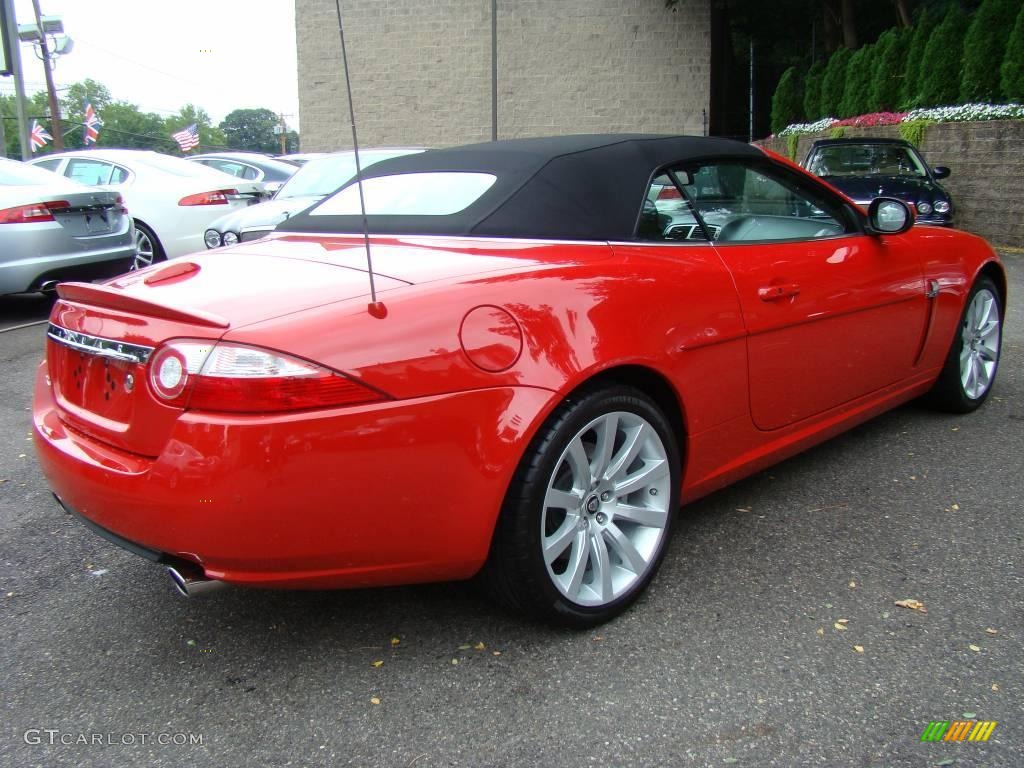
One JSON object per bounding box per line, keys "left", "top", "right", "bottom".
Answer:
{"left": 29, "top": 150, "right": 265, "bottom": 266}
{"left": 204, "top": 148, "right": 426, "bottom": 248}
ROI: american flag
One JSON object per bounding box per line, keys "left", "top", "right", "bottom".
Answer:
{"left": 172, "top": 123, "right": 200, "bottom": 152}
{"left": 83, "top": 100, "right": 103, "bottom": 145}
{"left": 30, "top": 120, "right": 53, "bottom": 152}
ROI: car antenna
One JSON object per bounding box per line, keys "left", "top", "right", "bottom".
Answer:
{"left": 333, "top": 0, "right": 385, "bottom": 318}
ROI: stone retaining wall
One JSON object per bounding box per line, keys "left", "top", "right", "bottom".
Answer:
{"left": 759, "top": 121, "right": 1024, "bottom": 249}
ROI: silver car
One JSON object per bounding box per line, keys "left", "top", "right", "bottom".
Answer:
{"left": 204, "top": 148, "right": 425, "bottom": 248}
{"left": 0, "top": 158, "right": 136, "bottom": 296}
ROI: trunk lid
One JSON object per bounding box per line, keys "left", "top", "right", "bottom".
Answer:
{"left": 45, "top": 252, "right": 409, "bottom": 456}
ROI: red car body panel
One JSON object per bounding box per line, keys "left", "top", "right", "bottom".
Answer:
{"left": 31, "top": 138, "right": 1005, "bottom": 594}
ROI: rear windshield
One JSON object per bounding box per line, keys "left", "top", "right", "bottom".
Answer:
{"left": 309, "top": 172, "right": 497, "bottom": 216}
{"left": 280, "top": 150, "right": 423, "bottom": 199}
{"left": 0, "top": 159, "right": 75, "bottom": 186}
{"left": 132, "top": 152, "right": 238, "bottom": 179}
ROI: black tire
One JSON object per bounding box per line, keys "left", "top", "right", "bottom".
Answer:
{"left": 924, "top": 274, "right": 1002, "bottom": 413}
{"left": 482, "top": 384, "right": 680, "bottom": 628}
{"left": 131, "top": 221, "right": 166, "bottom": 270}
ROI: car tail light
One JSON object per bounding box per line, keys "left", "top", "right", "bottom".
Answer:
{"left": 657, "top": 186, "right": 682, "bottom": 200}
{"left": 114, "top": 195, "right": 129, "bottom": 215}
{"left": 178, "top": 189, "right": 237, "bottom": 206}
{"left": 148, "top": 340, "right": 388, "bottom": 412}
{"left": 0, "top": 200, "right": 70, "bottom": 224}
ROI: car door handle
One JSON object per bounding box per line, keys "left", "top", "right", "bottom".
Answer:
{"left": 758, "top": 283, "right": 800, "bottom": 301}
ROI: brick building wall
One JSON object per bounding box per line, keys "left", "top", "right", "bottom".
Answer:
{"left": 295, "top": 0, "right": 711, "bottom": 150}
{"left": 759, "top": 121, "right": 1024, "bottom": 249}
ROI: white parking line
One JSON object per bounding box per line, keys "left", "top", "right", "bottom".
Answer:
{"left": 0, "top": 319, "right": 49, "bottom": 334}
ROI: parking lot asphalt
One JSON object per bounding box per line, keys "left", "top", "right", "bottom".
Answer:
{"left": 1, "top": 256, "right": 1021, "bottom": 768}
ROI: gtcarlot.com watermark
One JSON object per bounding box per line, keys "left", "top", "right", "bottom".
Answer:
{"left": 24, "top": 729, "right": 203, "bottom": 746}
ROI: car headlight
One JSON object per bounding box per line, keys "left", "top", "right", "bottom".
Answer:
{"left": 916, "top": 201, "right": 933, "bottom": 215}
{"left": 933, "top": 200, "right": 951, "bottom": 214}
{"left": 222, "top": 231, "right": 239, "bottom": 246}
{"left": 204, "top": 229, "right": 222, "bottom": 249}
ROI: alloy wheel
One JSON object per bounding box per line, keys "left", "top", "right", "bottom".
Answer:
{"left": 959, "top": 287, "right": 1000, "bottom": 400}
{"left": 541, "top": 411, "right": 671, "bottom": 607}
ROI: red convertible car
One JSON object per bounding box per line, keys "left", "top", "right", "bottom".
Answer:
{"left": 33, "top": 135, "right": 1005, "bottom": 627}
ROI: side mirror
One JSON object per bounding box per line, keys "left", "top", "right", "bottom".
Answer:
{"left": 932, "top": 166, "right": 951, "bottom": 180}
{"left": 866, "top": 197, "right": 913, "bottom": 235}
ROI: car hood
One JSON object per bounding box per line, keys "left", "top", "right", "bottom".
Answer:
{"left": 820, "top": 175, "right": 945, "bottom": 203}
{"left": 207, "top": 195, "right": 323, "bottom": 233}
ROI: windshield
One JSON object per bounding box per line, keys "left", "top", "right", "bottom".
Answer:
{"left": 278, "top": 149, "right": 424, "bottom": 199}
{"left": 806, "top": 144, "right": 928, "bottom": 178}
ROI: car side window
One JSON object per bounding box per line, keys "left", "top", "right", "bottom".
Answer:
{"left": 207, "top": 159, "right": 261, "bottom": 180}
{"left": 109, "top": 165, "right": 130, "bottom": 184}
{"left": 65, "top": 159, "right": 114, "bottom": 186}
{"left": 678, "top": 161, "right": 850, "bottom": 244}
{"left": 33, "top": 158, "right": 62, "bottom": 171}
{"left": 637, "top": 174, "right": 709, "bottom": 241}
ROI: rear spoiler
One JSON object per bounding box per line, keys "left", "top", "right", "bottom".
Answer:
{"left": 55, "top": 282, "right": 230, "bottom": 329}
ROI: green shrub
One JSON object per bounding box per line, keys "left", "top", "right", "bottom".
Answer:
{"left": 898, "top": 119, "right": 931, "bottom": 147}
{"left": 870, "top": 28, "right": 910, "bottom": 112}
{"left": 787, "top": 133, "right": 801, "bottom": 161}
{"left": 771, "top": 66, "right": 804, "bottom": 134}
{"left": 918, "top": 5, "right": 970, "bottom": 107}
{"left": 961, "top": 0, "right": 1022, "bottom": 102}
{"left": 1002, "top": 4, "right": 1024, "bottom": 100}
{"left": 820, "top": 48, "right": 853, "bottom": 117}
{"left": 830, "top": 126, "right": 847, "bottom": 139}
{"left": 803, "top": 61, "right": 825, "bottom": 121}
{"left": 901, "top": 5, "right": 942, "bottom": 109}
{"left": 839, "top": 44, "right": 874, "bottom": 118}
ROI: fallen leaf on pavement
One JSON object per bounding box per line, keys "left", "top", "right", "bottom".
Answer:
{"left": 457, "top": 644, "right": 471, "bottom": 650}
{"left": 390, "top": 637, "right": 401, "bottom": 646}
{"left": 816, "top": 627, "right": 825, "bottom": 637}
{"left": 985, "top": 628, "right": 998, "bottom": 635}
{"left": 853, "top": 645, "right": 864, "bottom": 653}
{"left": 992, "top": 684, "right": 1000, "bottom": 692}
{"left": 370, "top": 697, "right": 381, "bottom": 705}
{"left": 834, "top": 623, "right": 847, "bottom": 631}
{"left": 836, "top": 618, "right": 849, "bottom": 624}
{"left": 969, "top": 644, "right": 981, "bottom": 652}
{"left": 473, "top": 642, "right": 485, "bottom": 651}
{"left": 371, "top": 660, "right": 384, "bottom": 668}
{"left": 848, "top": 581, "right": 856, "bottom": 588}
{"left": 894, "top": 599, "right": 927, "bottom": 613}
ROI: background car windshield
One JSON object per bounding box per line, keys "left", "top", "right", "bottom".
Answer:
{"left": 0, "top": 159, "right": 77, "bottom": 186}
{"left": 311, "top": 172, "right": 497, "bottom": 216}
{"left": 280, "top": 150, "right": 424, "bottom": 199}
{"left": 807, "top": 144, "right": 927, "bottom": 178}
{"left": 131, "top": 152, "right": 237, "bottom": 178}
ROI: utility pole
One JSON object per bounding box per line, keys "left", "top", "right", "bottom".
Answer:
{"left": 277, "top": 112, "right": 288, "bottom": 154}
{"left": 1, "top": 0, "right": 30, "bottom": 159}
{"left": 31, "top": 0, "right": 62, "bottom": 149}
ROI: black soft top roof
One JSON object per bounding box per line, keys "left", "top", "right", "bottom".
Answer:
{"left": 277, "top": 134, "right": 765, "bottom": 241}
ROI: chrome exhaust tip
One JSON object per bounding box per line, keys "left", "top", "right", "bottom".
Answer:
{"left": 38, "top": 280, "right": 60, "bottom": 293}
{"left": 167, "top": 565, "right": 227, "bottom": 597}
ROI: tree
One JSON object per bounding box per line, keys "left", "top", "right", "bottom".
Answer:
{"left": 839, "top": 44, "right": 874, "bottom": 117}
{"left": 1003, "top": 3, "right": 1024, "bottom": 100}
{"left": 771, "top": 66, "right": 803, "bottom": 133}
{"left": 95, "top": 102, "right": 169, "bottom": 150}
{"left": 869, "top": 28, "right": 910, "bottom": 111}
{"left": 962, "top": 0, "right": 1024, "bottom": 102}
{"left": 218, "top": 108, "right": 280, "bottom": 153}
{"left": 803, "top": 60, "right": 826, "bottom": 121}
{"left": 819, "top": 47, "right": 853, "bottom": 116}
{"left": 917, "top": 4, "right": 970, "bottom": 107}
{"left": 166, "top": 104, "right": 225, "bottom": 153}
{"left": 901, "top": 4, "right": 941, "bottom": 109}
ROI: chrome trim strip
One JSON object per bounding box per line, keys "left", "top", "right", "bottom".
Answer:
{"left": 47, "top": 324, "right": 154, "bottom": 364}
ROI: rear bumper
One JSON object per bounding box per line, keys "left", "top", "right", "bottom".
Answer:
{"left": 33, "top": 361, "right": 552, "bottom": 589}
{"left": 0, "top": 239, "right": 135, "bottom": 294}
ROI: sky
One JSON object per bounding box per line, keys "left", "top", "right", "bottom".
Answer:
{"left": 3, "top": 0, "right": 300, "bottom": 129}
